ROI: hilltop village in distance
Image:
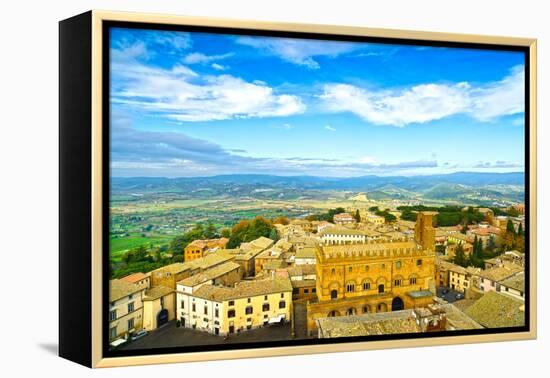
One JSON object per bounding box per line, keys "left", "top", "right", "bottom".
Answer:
{"left": 108, "top": 194, "right": 526, "bottom": 349}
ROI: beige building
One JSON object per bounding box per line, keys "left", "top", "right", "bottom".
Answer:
{"left": 142, "top": 286, "right": 175, "bottom": 331}
{"left": 333, "top": 213, "right": 356, "bottom": 225}
{"left": 176, "top": 279, "right": 292, "bottom": 335}
{"left": 109, "top": 279, "right": 147, "bottom": 342}
{"left": 366, "top": 214, "right": 385, "bottom": 225}
{"left": 319, "top": 226, "right": 367, "bottom": 245}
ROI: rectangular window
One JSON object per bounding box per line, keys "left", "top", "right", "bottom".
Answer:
{"left": 228, "top": 300, "right": 235, "bottom": 306}
{"left": 204, "top": 306, "right": 208, "bottom": 315}
{"left": 192, "top": 303, "right": 196, "bottom": 312}
{"left": 312, "top": 288, "right": 316, "bottom": 293}
{"left": 262, "top": 303, "right": 270, "bottom": 311}
{"left": 417, "top": 259, "right": 422, "bottom": 266}
{"left": 279, "top": 301, "right": 286, "bottom": 309}
{"left": 228, "top": 309, "right": 235, "bottom": 318}
{"left": 245, "top": 306, "right": 253, "bottom": 315}
{"left": 128, "top": 302, "right": 134, "bottom": 313}
{"left": 181, "top": 300, "right": 185, "bottom": 309}
{"left": 127, "top": 318, "right": 134, "bottom": 330}
{"left": 215, "top": 308, "right": 219, "bottom": 318}
{"left": 110, "top": 327, "right": 117, "bottom": 339}
{"left": 304, "top": 288, "right": 309, "bottom": 294}
{"left": 109, "top": 310, "right": 117, "bottom": 321}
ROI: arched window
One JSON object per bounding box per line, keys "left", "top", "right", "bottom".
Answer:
{"left": 363, "top": 281, "right": 371, "bottom": 291}
{"left": 331, "top": 268, "right": 336, "bottom": 275}
{"left": 346, "top": 308, "right": 356, "bottom": 316}
{"left": 346, "top": 282, "right": 355, "bottom": 293}
{"left": 330, "top": 289, "right": 338, "bottom": 299}
{"left": 396, "top": 260, "right": 402, "bottom": 269}
{"left": 394, "top": 279, "right": 402, "bottom": 287}
{"left": 362, "top": 305, "right": 371, "bottom": 313}
{"left": 328, "top": 310, "right": 339, "bottom": 317}
{"left": 410, "top": 276, "right": 417, "bottom": 285}
{"left": 378, "top": 284, "right": 385, "bottom": 294}
{"left": 348, "top": 266, "right": 352, "bottom": 273}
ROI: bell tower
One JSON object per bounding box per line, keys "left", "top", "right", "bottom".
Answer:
{"left": 414, "top": 211, "right": 438, "bottom": 251}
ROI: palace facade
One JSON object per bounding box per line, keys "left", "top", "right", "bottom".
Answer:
{"left": 306, "top": 212, "right": 438, "bottom": 335}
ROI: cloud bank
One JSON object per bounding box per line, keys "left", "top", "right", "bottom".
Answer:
{"left": 320, "top": 65, "right": 524, "bottom": 126}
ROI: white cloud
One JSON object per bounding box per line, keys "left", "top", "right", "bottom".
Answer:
{"left": 183, "top": 52, "right": 234, "bottom": 64}
{"left": 211, "top": 63, "right": 227, "bottom": 71}
{"left": 320, "top": 65, "right": 525, "bottom": 126}
{"left": 469, "top": 65, "right": 525, "bottom": 121}
{"left": 236, "top": 36, "right": 361, "bottom": 69}
{"left": 111, "top": 44, "right": 305, "bottom": 122}
{"left": 324, "top": 125, "right": 336, "bottom": 131}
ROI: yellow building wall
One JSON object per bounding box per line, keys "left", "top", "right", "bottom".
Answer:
{"left": 449, "top": 271, "right": 469, "bottom": 293}
{"left": 219, "top": 291, "right": 292, "bottom": 335}
{"left": 142, "top": 292, "right": 176, "bottom": 331}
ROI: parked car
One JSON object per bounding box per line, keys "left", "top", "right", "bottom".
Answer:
{"left": 455, "top": 293, "right": 464, "bottom": 300}
{"left": 131, "top": 329, "right": 148, "bottom": 341}
{"left": 442, "top": 288, "right": 449, "bottom": 295}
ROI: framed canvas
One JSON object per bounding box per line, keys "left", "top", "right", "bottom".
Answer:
{"left": 59, "top": 10, "right": 537, "bottom": 368}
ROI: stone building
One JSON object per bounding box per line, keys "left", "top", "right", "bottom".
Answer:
{"left": 176, "top": 279, "right": 292, "bottom": 336}
{"left": 305, "top": 212, "right": 438, "bottom": 335}
{"left": 184, "top": 237, "right": 229, "bottom": 262}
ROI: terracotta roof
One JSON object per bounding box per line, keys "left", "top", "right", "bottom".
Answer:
{"left": 109, "top": 279, "right": 146, "bottom": 302}
{"left": 477, "top": 265, "right": 523, "bottom": 282}
{"left": 192, "top": 278, "right": 292, "bottom": 301}
{"left": 287, "top": 264, "right": 316, "bottom": 277}
{"left": 295, "top": 247, "right": 317, "bottom": 259}
{"left": 465, "top": 291, "right": 525, "bottom": 328}
{"left": 319, "top": 226, "right": 365, "bottom": 236}
{"left": 317, "top": 310, "right": 421, "bottom": 338}
{"left": 120, "top": 272, "right": 148, "bottom": 284}
{"left": 177, "top": 261, "right": 241, "bottom": 287}
{"left": 291, "top": 279, "right": 316, "bottom": 288}
{"left": 333, "top": 213, "right": 354, "bottom": 220}
{"left": 499, "top": 272, "right": 525, "bottom": 292}
{"left": 143, "top": 286, "right": 173, "bottom": 301}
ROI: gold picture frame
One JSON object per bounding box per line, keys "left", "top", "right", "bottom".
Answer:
{"left": 59, "top": 10, "right": 537, "bottom": 368}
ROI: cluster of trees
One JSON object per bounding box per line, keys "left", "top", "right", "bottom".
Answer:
{"left": 398, "top": 205, "right": 485, "bottom": 227}
{"left": 111, "top": 244, "right": 172, "bottom": 279}
{"left": 369, "top": 206, "right": 397, "bottom": 223}
{"left": 453, "top": 236, "right": 486, "bottom": 268}
{"left": 305, "top": 207, "right": 346, "bottom": 222}
{"left": 227, "top": 216, "right": 278, "bottom": 248}
{"left": 502, "top": 219, "right": 525, "bottom": 253}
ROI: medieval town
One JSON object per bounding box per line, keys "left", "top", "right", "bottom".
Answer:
{"left": 109, "top": 204, "right": 526, "bottom": 349}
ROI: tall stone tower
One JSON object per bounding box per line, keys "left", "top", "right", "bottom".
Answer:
{"left": 414, "top": 211, "right": 438, "bottom": 251}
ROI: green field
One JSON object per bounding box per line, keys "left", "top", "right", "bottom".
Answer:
{"left": 110, "top": 235, "right": 172, "bottom": 261}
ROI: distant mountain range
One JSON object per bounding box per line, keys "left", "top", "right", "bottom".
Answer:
{"left": 111, "top": 172, "right": 524, "bottom": 205}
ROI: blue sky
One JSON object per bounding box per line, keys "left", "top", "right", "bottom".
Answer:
{"left": 109, "top": 27, "right": 525, "bottom": 177}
